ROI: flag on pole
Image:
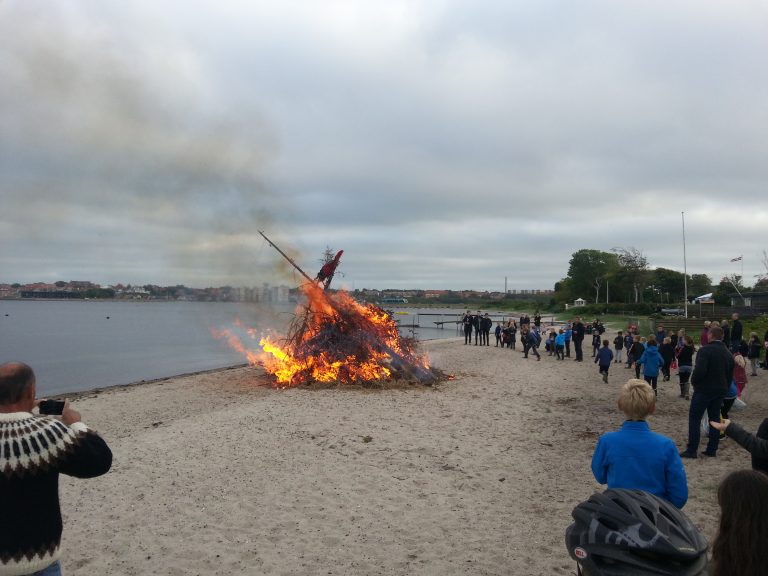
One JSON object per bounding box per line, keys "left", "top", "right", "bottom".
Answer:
{"left": 730, "top": 256, "right": 743, "bottom": 262}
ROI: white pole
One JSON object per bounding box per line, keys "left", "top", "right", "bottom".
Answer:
{"left": 682, "top": 212, "right": 688, "bottom": 318}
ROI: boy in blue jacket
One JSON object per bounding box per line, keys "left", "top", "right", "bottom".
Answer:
{"left": 594, "top": 339, "right": 614, "bottom": 382}
{"left": 591, "top": 379, "right": 688, "bottom": 508}
{"left": 637, "top": 338, "right": 664, "bottom": 396}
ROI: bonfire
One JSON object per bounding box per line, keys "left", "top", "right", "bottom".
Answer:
{"left": 214, "top": 233, "right": 444, "bottom": 388}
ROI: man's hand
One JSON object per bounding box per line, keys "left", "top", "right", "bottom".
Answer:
{"left": 709, "top": 419, "right": 730, "bottom": 432}
{"left": 61, "top": 399, "right": 82, "bottom": 426}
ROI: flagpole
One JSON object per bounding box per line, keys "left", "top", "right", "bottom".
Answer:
{"left": 682, "top": 212, "right": 688, "bottom": 318}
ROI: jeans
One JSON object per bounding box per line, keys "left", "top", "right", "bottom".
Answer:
{"left": 685, "top": 389, "right": 725, "bottom": 455}
{"left": 33, "top": 561, "right": 62, "bottom": 576}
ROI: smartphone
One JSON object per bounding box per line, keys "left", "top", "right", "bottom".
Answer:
{"left": 39, "top": 399, "right": 66, "bottom": 415}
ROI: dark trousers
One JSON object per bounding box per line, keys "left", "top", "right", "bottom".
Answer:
{"left": 483, "top": 330, "right": 491, "bottom": 346}
{"left": 474, "top": 328, "right": 481, "bottom": 345}
{"left": 464, "top": 326, "right": 472, "bottom": 344}
{"left": 524, "top": 342, "right": 540, "bottom": 358}
{"left": 565, "top": 340, "right": 571, "bottom": 357}
{"left": 685, "top": 389, "right": 725, "bottom": 456}
{"left": 644, "top": 375, "right": 658, "bottom": 393}
{"left": 574, "top": 339, "right": 583, "bottom": 361}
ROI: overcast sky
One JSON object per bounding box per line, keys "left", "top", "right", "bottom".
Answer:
{"left": 2, "top": 0, "right": 767, "bottom": 292}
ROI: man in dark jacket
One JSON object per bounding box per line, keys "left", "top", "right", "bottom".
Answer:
{"left": 0, "top": 362, "right": 112, "bottom": 576}
{"left": 730, "top": 312, "right": 743, "bottom": 352}
{"left": 572, "top": 317, "right": 586, "bottom": 362}
{"left": 680, "top": 326, "right": 735, "bottom": 458}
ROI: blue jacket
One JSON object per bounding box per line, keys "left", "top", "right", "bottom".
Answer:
{"left": 591, "top": 420, "right": 688, "bottom": 508}
{"left": 555, "top": 333, "right": 566, "bottom": 346}
{"left": 595, "top": 347, "right": 614, "bottom": 367}
{"left": 637, "top": 345, "right": 664, "bottom": 377}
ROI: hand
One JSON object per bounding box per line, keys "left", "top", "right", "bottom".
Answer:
{"left": 60, "top": 399, "right": 82, "bottom": 426}
{"left": 709, "top": 419, "right": 730, "bottom": 432}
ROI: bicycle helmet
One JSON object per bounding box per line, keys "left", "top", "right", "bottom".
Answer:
{"left": 565, "top": 489, "right": 708, "bottom": 576}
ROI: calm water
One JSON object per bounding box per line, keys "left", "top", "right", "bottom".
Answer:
{"left": 0, "top": 300, "right": 461, "bottom": 396}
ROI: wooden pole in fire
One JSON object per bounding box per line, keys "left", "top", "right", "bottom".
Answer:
{"left": 258, "top": 230, "right": 315, "bottom": 284}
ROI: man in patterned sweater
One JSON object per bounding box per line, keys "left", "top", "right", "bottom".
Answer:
{"left": 1, "top": 362, "right": 112, "bottom": 576}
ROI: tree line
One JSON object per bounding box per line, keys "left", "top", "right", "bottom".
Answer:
{"left": 554, "top": 247, "right": 765, "bottom": 307}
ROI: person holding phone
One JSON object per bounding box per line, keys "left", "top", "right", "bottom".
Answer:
{"left": 0, "top": 362, "right": 112, "bottom": 576}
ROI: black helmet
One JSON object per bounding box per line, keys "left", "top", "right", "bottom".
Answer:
{"left": 565, "top": 489, "right": 708, "bottom": 576}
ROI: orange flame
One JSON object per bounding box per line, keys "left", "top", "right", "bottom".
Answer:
{"left": 213, "top": 283, "right": 431, "bottom": 388}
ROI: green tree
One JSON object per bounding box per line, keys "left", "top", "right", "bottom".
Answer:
{"left": 650, "top": 268, "right": 686, "bottom": 303}
{"left": 567, "top": 249, "right": 618, "bottom": 304}
{"left": 54, "top": 280, "right": 67, "bottom": 288}
{"left": 688, "top": 274, "right": 712, "bottom": 299}
{"left": 612, "top": 247, "right": 649, "bottom": 303}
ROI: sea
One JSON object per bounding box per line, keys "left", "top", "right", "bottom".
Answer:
{"left": 0, "top": 300, "right": 472, "bottom": 396}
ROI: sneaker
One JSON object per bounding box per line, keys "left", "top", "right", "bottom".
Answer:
{"left": 701, "top": 451, "right": 717, "bottom": 458}
{"left": 602, "top": 374, "right": 608, "bottom": 383}
{"left": 679, "top": 451, "right": 697, "bottom": 459}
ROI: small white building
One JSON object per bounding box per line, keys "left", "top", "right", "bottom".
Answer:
{"left": 573, "top": 298, "right": 586, "bottom": 307}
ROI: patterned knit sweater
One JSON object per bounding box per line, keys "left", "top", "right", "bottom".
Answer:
{"left": 0, "top": 412, "right": 112, "bottom": 576}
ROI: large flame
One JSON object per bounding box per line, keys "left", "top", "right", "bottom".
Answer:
{"left": 213, "top": 283, "right": 432, "bottom": 388}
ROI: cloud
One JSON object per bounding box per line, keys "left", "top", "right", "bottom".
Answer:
{"left": 2, "top": 0, "right": 767, "bottom": 290}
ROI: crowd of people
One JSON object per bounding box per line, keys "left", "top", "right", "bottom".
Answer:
{"left": 462, "top": 308, "right": 768, "bottom": 575}
{"left": 570, "top": 317, "right": 768, "bottom": 576}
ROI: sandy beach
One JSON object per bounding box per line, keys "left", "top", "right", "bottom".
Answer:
{"left": 58, "top": 337, "right": 766, "bottom": 575}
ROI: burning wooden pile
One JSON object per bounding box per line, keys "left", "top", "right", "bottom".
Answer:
{"left": 215, "top": 233, "right": 445, "bottom": 388}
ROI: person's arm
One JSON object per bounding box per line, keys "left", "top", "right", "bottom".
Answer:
{"left": 591, "top": 437, "right": 608, "bottom": 484}
{"left": 57, "top": 402, "right": 113, "bottom": 478}
{"left": 711, "top": 420, "right": 768, "bottom": 459}
{"left": 664, "top": 442, "right": 688, "bottom": 508}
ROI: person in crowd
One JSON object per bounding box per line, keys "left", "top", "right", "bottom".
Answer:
{"left": 613, "top": 331, "right": 625, "bottom": 364}
{"left": 595, "top": 339, "right": 614, "bottom": 383}
{"left": 637, "top": 337, "right": 664, "bottom": 396}
{"left": 564, "top": 323, "right": 573, "bottom": 358}
{"left": 679, "top": 325, "right": 734, "bottom": 459}
{"left": 747, "top": 332, "right": 761, "bottom": 377}
{"left": 554, "top": 329, "right": 566, "bottom": 360}
{"left": 655, "top": 324, "right": 666, "bottom": 344}
{"left": 0, "top": 362, "right": 112, "bottom": 576}
{"left": 764, "top": 328, "right": 768, "bottom": 370}
{"left": 719, "top": 379, "right": 738, "bottom": 426}
{"left": 699, "top": 320, "right": 711, "bottom": 347}
{"left": 462, "top": 310, "right": 473, "bottom": 345}
{"left": 730, "top": 312, "right": 743, "bottom": 352}
{"left": 591, "top": 329, "right": 601, "bottom": 358}
{"left": 628, "top": 335, "right": 645, "bottom": 379}
{"left": 710, "top": 417, "right": 768, "bottom": 474}
{"left": 480, "top": 313, "right": 492, "bottom": 346}
{"left": 472, "top": 311, "right": 482, "bottom": 345}
{"left": 545, "top": 329, "right": 556, "bottom": 356}
{"left": 721, "top": 319, "right": 730, "bottom": 349}
{"left": 591, "top": 379, "right": 687, "bottom": 508}
{"left": 710, "top": 469, "right": 768, "bottom": 576}
{"left": 659, "top": 336, "right": 675, "bottom": 382}
{"left": 507, "top": 320, "right": 517, "bottom": 350}
{"left": 572, "top": 316, "right": 585, "bottom": 362}
{"left": 733, "top": 351, "right": 748, "bottom": 398}
{"left": 494, "top": 322, "right": 502, "bottom": 347}
{"left": 522, "top": 328, "right": 541, "bottom": 360}
{"left": 677, "top": 335, "right": 695, "bottom": 400}
{"left": 623, "top": 331, "right": 634, "bottom": 366}
{"left": 533, "top": 313, "right": 541, "bottom": 329}
{"left": 674, "top": 328, "right": 686, "bottom": 355}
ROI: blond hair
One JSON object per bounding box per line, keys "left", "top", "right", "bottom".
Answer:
{"left": 618, "top": 379, "right": 656, "bottom": 420}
